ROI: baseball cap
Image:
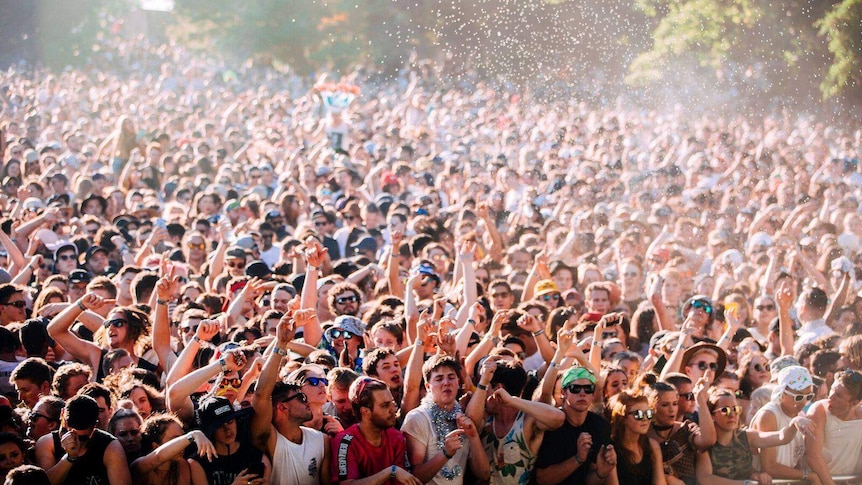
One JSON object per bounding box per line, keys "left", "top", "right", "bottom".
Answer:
{"left": 65, "top": 395, "right": 100, "bottom": 430}
{"left": 195, "top": 396, "right": 252, "bottom": 436}
{"left": 68, "top": 269, "right": 92, "bottom": 284}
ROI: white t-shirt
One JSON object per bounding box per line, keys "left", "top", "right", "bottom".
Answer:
{"left": 401, "top": 405, "right": 470, "bottom": 485}
{"left": 271, "top": 426, "right": 326, "bottom": 485}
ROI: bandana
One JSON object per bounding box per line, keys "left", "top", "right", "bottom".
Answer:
{"left": 561, "top": 366, "right": 597, "bottom": 388}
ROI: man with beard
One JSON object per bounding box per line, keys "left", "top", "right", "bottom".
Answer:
{"left": 363, "top": 348, "right": 403, "bottom": 411}
{"left": 331, "top": 377, "right": 421, "bottom": 485}
{"left": 251, "top": 310, "right": 330, "bottom": 485}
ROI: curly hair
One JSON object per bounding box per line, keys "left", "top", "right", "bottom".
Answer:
{"left": 96, "top": 306, "right": 151, "bottom": 353}
{"left": 52, "top": 363, "right": 91, "bottom": 400}
{"left": 327, "top": 281, "right": 363, "bottom": 316}
{"left": 140, "top": 413, "right": 183, "bottom": 451}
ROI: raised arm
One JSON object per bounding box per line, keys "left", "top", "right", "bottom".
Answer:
{"left": 47, "top": 293, "right": 113, "bottom": 371}
{"left": 386, "top": 231, "right": 406, "bottom": 299}
{"left": 299, "top": 238, "right": 327, "bottom": 346}
{"left": 152, "top": 267, "right": 179, "bottom": 375}
{"left": 132, "top": 430, "right": 216, "bottom": 474}
{"left": 401, "top": 318, "right": 430, "bottom": 415}
{"left": 774, "top": 279, "right": 795, "bottom": 357}
{"left": 165, "top": 320, "right": 220, "bottom": 388}
{"left": 167, "top": 347, "right": 246, "bottom": 422}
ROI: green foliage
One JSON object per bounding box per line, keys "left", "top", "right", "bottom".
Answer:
{"left": 818, "top": 0, "right": 862, "bottom": 99}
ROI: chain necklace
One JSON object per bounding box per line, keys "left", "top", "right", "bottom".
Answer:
{"left": 423, "top": 398, "right": 464, "bottom": 480}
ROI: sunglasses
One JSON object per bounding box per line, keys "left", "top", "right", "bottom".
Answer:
{"left": 314, "top": 220, "right": 328, "bottom": 227}
{"left": 601, "top": 331, "right": 617, "bottom": 340}
{"left": 785, "top": 390, "right": 814, "bottom": 402}
{"left": 691, "top": 300, "right": 713, "bottom": 314}
{"left": 28, "top": 412, "right": 55, "bottom": 423}
{"left": 2, "top": 301, "right": 26, "bottom": 308}
{"left": 226, "top": 261, "right": 245, "bottom": 269}
{"left": 180, "top": 325, "right": 198, "bottom": 334}
{"left": 343, "top": 215, "right": 356, "bottom": 221}
{"left": 330, "top": 330, "right": 354, "bottom": 340}
{"left": 103, "top": 318, "right": 127, "bottom": 328}
{"left": 680, "top": 392, "right": 695, "bottom": 401}
{"left": 187, "top": 242, "right": 206, "bottom": 250}
{"left": 713, "top": 405, "right": 743, "bottom": 417}
{"left": 219, "top": 377, "right": 242, "bottom": 389}
{"left": 566, "top": 384, "right": 596, "bottom": 395}
{"left": 116, "top": 429, "right": 140, "bottom": 438}
{"left": 628, "top": 409, "right": 654, "bottom": 421}
{"left": 283, "top": 392, "right": 309, "bottom": 404}
{"left": 541, "top": 293, "right": 561, "bottom": 302}
{"left": 756, "top": 304, "right": 775, "bottom": 311}
{"left": 490, "top": 292, "right": 511, "bottom": 299}
{"left": 753, "top": 363, "right": 770, "bottom": 372}
{"left": 304, "top": 377, "right": 328, "bottom": 387}
{"left": 689, "top": 361, "right": 718, "bottom": 372}
{"left": 335, "top": 295, "right": 359, "bottom": 305}
{"left": 57, "top": 254, "right": 76, "bottom": 261}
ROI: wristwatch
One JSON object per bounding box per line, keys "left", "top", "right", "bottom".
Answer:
{"left": 188, "top": 434, "right": 196, "bottom": 445}
{"left": 390, "top": 465, "right": 397, "bottom": 480}
{"left": 274, "top": 347, "right": 289, "bottom": 357}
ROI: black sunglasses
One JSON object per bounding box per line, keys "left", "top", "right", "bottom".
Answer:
{"left": 690, "top": 361, "right": 718, "bottom": 372}
{"left": 283, "top": 392, "right": 309, "bottom": 404}
{"left": 566, "top": 384, "right": 596, "bottom": 395}
{"left": 2, "top": 301, "right": 26, "bottom": 308}
{"left": 680, "top": 392, "right": 695, "bottom": 401}
{"left": 753, "top": 363, "right": 770, "bottom": 372}
{"left": 103, "top": 318, "right": 127, "bottom": 329}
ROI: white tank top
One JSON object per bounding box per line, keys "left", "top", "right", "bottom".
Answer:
{"left": 751, "top": 401, "right": 805, "bottom": 470}
{"left": 822, "top": 408, "right": 862, "bottom": 475}
{"left": 271, "top": 426, "right": 326, "bottom": 485}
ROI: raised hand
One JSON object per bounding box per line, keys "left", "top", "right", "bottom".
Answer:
{"left": 189, "top": 430, "right": 217, "bottom": 462}
{"left": 276, "top": 314, "right": 296, "bottom": 347}
{"left": 775, "top": 278, "right": 794, "bottom": 310}
{"left": 196, "top": 320, "right": 221, "bottom": 342}
{"left": 222, "top": 350, "right": 247, "bottom": 372}
{"left": 80, "top": 293, "right": 116, "bottom": 311}
{"left": 517, "top": 313, "right": 542, "bottom": 334}
{"left": 442, "top": 429, "right": 465, "bottom": 458}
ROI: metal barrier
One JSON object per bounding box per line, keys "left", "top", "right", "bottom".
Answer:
{"left": 771, "top": 476, "right": 862, "bottom": 485}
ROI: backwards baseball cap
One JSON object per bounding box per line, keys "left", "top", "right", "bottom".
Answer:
{"left": 776, "top": 365, "right": 814, "bottom": 393}
{"left": 561, "top": 366, "right": 597, "bottom": 388}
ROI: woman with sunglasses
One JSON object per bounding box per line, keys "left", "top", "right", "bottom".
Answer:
{"left": 735, "top": 352, "right": 771, "bottom": 420}
{"left": 287, "top": 364, "right": 344, "bottom": 436}
{"left": 698, "top": 389, "right": 811, "bottom": 484}
{"left": 647, "top": 379, "right": 716, "bottom": 485}
{"left": 47, "top": 294, "right": 157, "bottom": 383}
{"left": 609, "top": 391, "right": 665, "bottom": 485}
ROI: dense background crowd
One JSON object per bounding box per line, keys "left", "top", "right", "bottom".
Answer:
{"left": 0, "top": 34, "right": 862, "bottom": 485}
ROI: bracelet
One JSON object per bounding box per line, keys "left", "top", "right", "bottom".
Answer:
{"left": 442, "top": 449, "right": 454, "bottom": 460}
{"left": 191, "top": 335, "right": 202, "bottom": 344}
{"left": 532, "top": 329, "right": 545, "bottom": 338}
{"left": 549, "top": 361, "right": 559, "bottom": 368}
{"left": 219, "top": 358, "right": 228, "bottom": 373}
{"left": 491, "top": 336, "right": 501, "bottom": 345}
{"left": 592, "top": 340, "right": 603, "bottom": 347}
{"left": 156, "top": 298, "right": 169, "bottom": 306}
{"left": 187, "top": 434, "right": 196, "bottom": 444}
{"left": 390, "top": 465, "right": 397, "bottom": 480}
{"left": 76, "top": 301, "right": 86, "bottom": 312}
{"left": 64, "top": 454, "right": 77, "bottom": 463}
{"left": 477, "top": 383, "right": 488, "bottom": 391}
{"left": 415, "top": 340, "right": 424, "bottom": 347}
{"left": 574, "top": 454, "right": 584, "bottom": 465}
{"left": 274, "top": 347, "right": 289, "bottom": 357}
{"left": 466, "top": 319, "right": 477, "bottom": 326}
{"left": 595, "top": 469, "right": 608, "bottom": 481}
{"left": 802, "top": 469, "right": 809, "bottom": 480}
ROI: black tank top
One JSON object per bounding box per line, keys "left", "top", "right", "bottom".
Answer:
{"left": 190, "top": 442, "right": 263, "bottom": 485}
{"left": 51, "top": 428, "right": 115, "bottom": 485}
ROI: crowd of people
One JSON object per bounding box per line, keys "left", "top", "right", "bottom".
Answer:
{"left": 0, "top": 33, "right": 861, "bottom": 485}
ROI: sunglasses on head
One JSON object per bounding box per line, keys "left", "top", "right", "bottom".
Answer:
{"left": 713, "top": 405, "right": 742, "bottom": 417}
{"left": 691, "top": 300, "right": 712, "bottom": 314}
{"left": 566, "top": 384, "right": 596, "bottom": 395}
{"left": 753, "top": 363, "right": 770, "bottom": 372}
{"left": 116, "top": 429, "right": 140, "bottom": 438}
{"left": 541, "top": 293, "right": 561, "bottom": 302}
{"left": 330, "top": 330, "right": 354, "bottom": 340}
{"left": 2, "top": 301, "right": 26, "bottom": 308}
{"left": 103, "top": 318, "right": 127, "bottom": 328}
{"left": 690, "top": 361, "right": 718, "bottom": 372}
{"left": 628, "top": 409, "right": 654, "bottom": 421}
{"left": 283, "top": 392, "right": 308, "bottom": 404}
{"left": 335, "top": 295, "right": 358, "bottom": 305}
{"left": 304, "top": 377, "right": 328, "bottom": 387}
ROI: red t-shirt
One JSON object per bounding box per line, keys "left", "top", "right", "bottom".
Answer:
{"left": 331, "top": 423, "right": 411, "bottom": 483}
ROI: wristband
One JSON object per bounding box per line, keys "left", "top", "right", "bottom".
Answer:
{"left": 532, "top": 329, "right": 545, "bottom": 337}
{"left": 415, "top": 339, "right": 424, "bottom": 347}
{"left": 592, "top": 340, "right": 603, "bottom": 347}
{"left": 76, "top": 301, "right": 86, "bottom": 312}
{"left": 390, "top": 465, "right": 397, "bottom": 480}
{"left": 274, "top": 347, "right": 289, "bottom": 357}
{"left": 595, "top": 469, "right": 608, "bottom": 480}
{"left": 64, "top": 454, "right": 77, "bottom": 463}
{"left": 187, "top": 434, "right": 196, "bottom": 444}
{"left": 466, "top": 319, "right": 477, "bottom": 326}
{"left": 802, "top": 469, "right": 809, "bottom": 480}
{"left": 219, "top": 358, "right": 228, "bottom": 373}
{"left": 156, "top": 299, "right": 169, "bottom": 306}
{"left": 191, "top": 335, "right": 202, "bottom": 344}
{"left": 442, "top": 449, "right": 454, "bottom": 460}
{"left": 477, "top": 383, "right": 488, "bottom": 391}
{"left": 574, "top": 454, "right": 584, "bottom": 465}
{"left": 549, "top": 361, "right": 559, "bottom": 368}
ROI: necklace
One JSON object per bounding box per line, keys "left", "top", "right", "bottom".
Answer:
{"left": 423, "top": 398, "right": 464, "bottom": 481}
